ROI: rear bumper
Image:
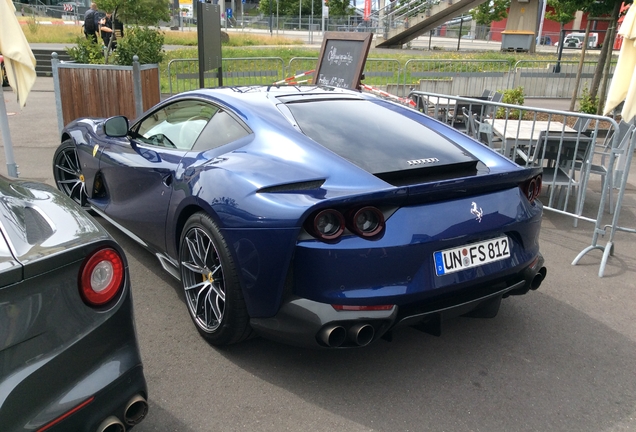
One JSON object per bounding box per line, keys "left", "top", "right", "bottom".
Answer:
{"left": 251, "top": 254, "right": 545, "bottom": 348}
{"left": 3, "top": 283, "right": 148, "bottom": 432}
{"left": 45, "top": 365, "right": 147, "bottom": 432}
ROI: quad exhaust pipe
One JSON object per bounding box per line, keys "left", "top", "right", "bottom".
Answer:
{"left": 348, "top": 323, "right": 375, "bottom": 347}
{"left": 531, "top": 267, "right": 547, "bottom": 290}
{"left": 95, "top": 394, "right": 148, "bottom": 432}
{"left": 96, "top": 416, "right": 125, "bottom": 432}
{"left": 124, "top": 394, "right": 149, "bottom": 426}
{"left": 318, "top": 325, "right": 347, "bottom": 347}
{"left": 318, "top": 323, "right": 376, "bottom": 347}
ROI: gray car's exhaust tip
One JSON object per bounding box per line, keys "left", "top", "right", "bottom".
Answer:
{"left": 124, "top": 394, "right": 149, "bottom": 426}
{"left": 97, "top": 416, "right": 125, "bottom": 432}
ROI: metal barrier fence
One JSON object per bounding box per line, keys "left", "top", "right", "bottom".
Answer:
{"left": 512, "top": 60, "right": 616, "bottom": 99}
{"left": 167, "top": 57, "right": 285, "bottom": 94}
{"left": 402, "top": 59, "right": 512, "bottom": 98}
{"left": 287, "top": 57, "right": 319, "bottom": 78}
{"left": 409, "top": 90, "right": 633, "bottom": 277}
{"left": 167, "top": 57, "right": 620, "bottom": 101}
{"left": 287, "top": 57, "right": 401, "bottom": 89}
{"left": 168, "top": 57, "right": 402, "bottom": 95}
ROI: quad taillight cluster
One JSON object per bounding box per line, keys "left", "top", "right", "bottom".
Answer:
{"left": 305, "top": 206, "right": 385, "bottom": 242}
{"left": 521, "top": 174, "right": 542, "bottom": 204}
{"left": 79, "top": 248, "right": 125, "bottom": 307}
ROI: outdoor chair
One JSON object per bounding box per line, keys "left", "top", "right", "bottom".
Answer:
{"left": 463, "top": 108, "right": 496, "bottom": 150}
{"left": 482, "top": 92, "right": 503, "bottom": 119}
{"left": 575, "top": 120, "right": 635, "bottom": 216}
{"left": 532, "top": 132, "right": 581, "bottom": 209}
{"left": 490, "top": 92, "right": 504, "bottom": 103}
{"left": 449, "top": 97, "right": 488, "bottom": 128}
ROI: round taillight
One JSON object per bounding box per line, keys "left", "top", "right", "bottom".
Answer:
{"left": 349, "top": 206, "right": 385, "bottom": 238}
{"left": 79, "top": 248, "right": 124, "bottom": 307}
{"left": 526, "top": 178, "right": 537, "bottom": 202}
{"left": 521, "top": 175, "right": 542, "bottom": 204}
{"left": 311, "top": 209, "right": 345, "bottom": 241}
{"left": 535, "top": 175, "right": 542, "bottom": 198}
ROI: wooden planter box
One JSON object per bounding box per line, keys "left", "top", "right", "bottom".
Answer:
{"left": 51, "top": 53, "right": 160, "bottom": 133}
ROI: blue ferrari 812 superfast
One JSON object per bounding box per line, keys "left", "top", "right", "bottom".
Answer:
{"left": 53, "top": 85, "right": 546, "bottom": 348}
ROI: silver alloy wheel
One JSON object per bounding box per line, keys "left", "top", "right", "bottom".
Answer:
{"left": 181, "top": 226, "right": 226, "bottom": 332}
{"left": 53, "top": 143, "right": 87, "bottom": 207}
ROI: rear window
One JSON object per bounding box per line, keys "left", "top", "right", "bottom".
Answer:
{"left": 285, "top": 99, "right": 475, "bottom": 175}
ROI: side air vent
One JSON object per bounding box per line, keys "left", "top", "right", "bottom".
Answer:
{"left": 24, "top": 206, "right": 55, "bottom": 245}
{"left": 258, "top": 180, "right": 325, "bottom": 193}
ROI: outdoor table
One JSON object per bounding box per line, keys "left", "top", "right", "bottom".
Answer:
{"left": 486, "top": 119, "right": 576, "bottom": 159}
{"left": 419, "top": 96, "right": 457, "bottom": 121}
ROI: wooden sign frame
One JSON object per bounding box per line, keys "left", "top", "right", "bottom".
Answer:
{"left": 314, "top": 31, "right": 373, "bottom": 90}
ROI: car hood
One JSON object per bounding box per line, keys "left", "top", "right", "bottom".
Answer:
{"left": 0, "top": 176, "right": 111, "bottom": 287}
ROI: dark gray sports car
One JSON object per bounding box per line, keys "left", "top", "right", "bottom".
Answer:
{"left": 0, "top": 175, "right": 147, "bottom": 432}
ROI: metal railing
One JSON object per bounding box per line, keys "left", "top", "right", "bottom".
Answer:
{"left": 402, "top": 59, "right": 512, "bottom": 98}
{"left": 287, "top": 57, "right": 401, "bottom": 89}
{"left": 167, "top": 56, "right": 618, "bottom": 103}
{"left": 409, "top": 90, "right": 632, "bottom": 277}
{"left": 167, "top": 57, "right": 285, "bottom": 94}
{"left": 512, "top": 60, "right": 616, "bottom": 99}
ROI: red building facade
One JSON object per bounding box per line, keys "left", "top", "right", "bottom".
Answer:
{"left": 489, "top": 6, "right": 611, "bottom": 46}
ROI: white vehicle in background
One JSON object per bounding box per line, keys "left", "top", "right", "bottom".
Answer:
{"left": 555, "top": 32, "right": 599, "bottom": 49}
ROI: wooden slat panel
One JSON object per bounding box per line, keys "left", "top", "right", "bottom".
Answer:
{"left": 58, "top": 65, "right": 159, "bottom": 124}
{"left": 141, "top": 68, "right": 160, "bottom": 113}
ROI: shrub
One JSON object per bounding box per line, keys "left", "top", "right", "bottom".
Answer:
{"left": 115, "top": 26, "right": 165, "bottom": 66}
{"left": 26, "top": 16, "right": 40, "bottom": 34}
{"left": 578, "top": 84, "right": 598, "bottom": 114}
{"left": 67, "top": 37, "right": 105, "bottom": 64}
{"left": 496, "top": 86, "right": 525, "bottom": 119}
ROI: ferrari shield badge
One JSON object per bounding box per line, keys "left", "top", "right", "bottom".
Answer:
{"left": 93, "top": 144, "right": 99, "bottom": 157}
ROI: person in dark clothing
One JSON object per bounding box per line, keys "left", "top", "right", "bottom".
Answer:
{"left": 99, "top": 13, "right": 117, "bottom": 50}
{"left": 83, "top": 2, "right": 98, "bottom": 42}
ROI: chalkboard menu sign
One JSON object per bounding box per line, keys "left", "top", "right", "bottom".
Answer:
{"left": 314, "top": 32, "right": 373, "bottom": 90}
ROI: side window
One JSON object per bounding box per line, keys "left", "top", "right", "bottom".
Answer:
{"left": 192, "top": 110, "right": 251, "bottom": 151}
{"left": 134, "top": 100, "right": 218, "bottom": 150}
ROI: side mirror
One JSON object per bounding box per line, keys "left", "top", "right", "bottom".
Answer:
{"left": 104, "top": 116, "right": 129, "bottom": 137}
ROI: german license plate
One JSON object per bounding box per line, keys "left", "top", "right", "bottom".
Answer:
{"left": 433, "top": 236, "right": 510, "bottom": 276}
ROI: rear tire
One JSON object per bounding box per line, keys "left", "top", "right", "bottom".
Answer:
{"left": 52, "top": 140, "right": 89, "bottom": 208}
{"left": 179, "top": 212, "right": 252, "bottom": 346}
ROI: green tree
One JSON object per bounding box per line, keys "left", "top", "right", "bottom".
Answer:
{"left": 556, "top": 0, "right": 631, "bottom": 112}
{"left": 545, "top": 0, "right": 578, "bottom": 44}
{"left": 259, "top": 0, "right": 352, "bottom": 19}
{"left": 96, "top": 0, "right": 170, "bottom": 25}
{"left": 470, "top": 0, "right": 510, "bottom": 39}
{"left": 471, "top": 0, "right": 510, "bottom": 25}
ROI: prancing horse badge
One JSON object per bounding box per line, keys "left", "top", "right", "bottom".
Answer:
{"left": 470, "top": 201, "right": 483, "bottom": 223}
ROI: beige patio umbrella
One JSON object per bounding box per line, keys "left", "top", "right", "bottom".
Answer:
{"left": 604, "top": 4, "right": 636, "bottom": 121}
{"left": 0, "top": 0, "right": 36, "bottom": 177}
{"left": 0, "top": 0, "right": 36, "bottom": 107}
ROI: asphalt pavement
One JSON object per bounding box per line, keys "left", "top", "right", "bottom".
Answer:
{"left": 1, "top": 77, "right": 636, "bottom": 432}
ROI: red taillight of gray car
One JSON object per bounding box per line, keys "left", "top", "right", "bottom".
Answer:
{"left": 79, "top": 248, "right": 125, "bottom": 307}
